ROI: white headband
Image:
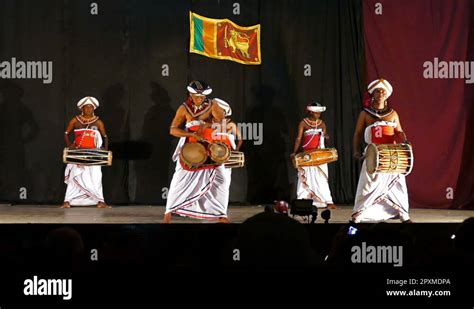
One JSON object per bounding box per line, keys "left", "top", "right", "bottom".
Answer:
{"left": 77, "top": 96, "right": 99, "bottom": 109}
{"left": 187, "top": 86, "right": 212, "bottom": 96}
{"left": 307, "top": 104, "right": 326, "bottom": 113}
{"left": 367, "top": 78, "right": 393, "bottom": 98}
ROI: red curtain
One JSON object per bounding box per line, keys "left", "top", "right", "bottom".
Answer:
{"left": 363, "top": 0, "right": 474, "bottom": 209}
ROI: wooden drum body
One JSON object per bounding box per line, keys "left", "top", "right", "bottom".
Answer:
{"left": 63, "top": 148, "right": 112, "bottom": 166}
{"left": 180, "top": 140, "right": 245, "bottom": 170}
{"left": 293, "top": 148, "right": 338, "bottom": 168}
{"left": 365, "top": 143, "right": 414, "bottom": 175}
{"left": 224, "top": 151, "right": 245, "bottom": 168}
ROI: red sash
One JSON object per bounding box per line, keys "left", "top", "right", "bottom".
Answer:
{"left": 371, "top": 125, "right": 395, "bottom": 144}
{"left": 74, "top": 129, "right": 97, "bottom": 149}
{"left": 303, "top": 133, "right": 321, "bottom": 151}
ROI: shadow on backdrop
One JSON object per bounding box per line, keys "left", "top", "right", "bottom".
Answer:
{"left": 134, "top": 82, "right": 174, "bottom": 204}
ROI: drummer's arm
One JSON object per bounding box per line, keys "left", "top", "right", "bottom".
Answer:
{"left": 211, "top": 100, "right": 226, "bottom": 122}
{"left": 292, "top": 121, "right": 304, "bottom": 156}
{"left": 97, "top": 120, "right": 108, "bottom": 150}
{"left": 64, "top": 118, "right": 76, "bottom": 149}
{"left": 353, "top": 112, "right": 366, "bottom": 160}
{"left": 394, "top": 111, "right": 408, "bottom": 143}
{"left": 229, "top": 122, "right": 243, "bottom": 150}
{"left": 170, "top": 106, "right": 201, "bottom": 140}
{"left": 321, "top": 121, "right": 329, "bottom": 140}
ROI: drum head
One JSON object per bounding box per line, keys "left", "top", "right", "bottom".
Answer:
{"left": 181, "top": 142, "right": 207, "bottom": 167}
{"left": 365, "top": 144, "right": 378, "bottom": 174}
{"left": 209, "top": 142, "right": 230, "bottom": 164}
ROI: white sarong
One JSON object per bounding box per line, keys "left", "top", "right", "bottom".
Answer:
{"left": 296, "top": 132, "right": 334, "bottom": 207}
{"left": 64, "top": 129, "right": 105, "bottom": 206}
{"left": 297, "top": 164, "right": 334, "bottom": 208}
{"left": 352, "top": 122, "right": 410, "bottom": 222}
{"left": 64, "top": 165, "right": 105, "bottom": 205}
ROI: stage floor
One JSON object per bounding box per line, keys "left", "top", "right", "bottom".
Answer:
{"left": 0, "top": 204, "right": 473, "bottom": 224}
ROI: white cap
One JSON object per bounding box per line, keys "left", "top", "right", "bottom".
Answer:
{"left": 307, "top": 102, "right": 326, "bottom": 112}
{"left": 77, "top": 96, "right": 99, "bottom": 109}
{"left": 367, "top": 78, "right": 393, "bottom": 98}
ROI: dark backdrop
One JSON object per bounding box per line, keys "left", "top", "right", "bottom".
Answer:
{"left": 0, "top": 0, "right": 365, "bottom": 206}
{"left": 6, "top": 0, "right": 473, "bottom": 210}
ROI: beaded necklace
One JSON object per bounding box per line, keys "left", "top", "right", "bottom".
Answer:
{"left": 76, "top": 115, "right": 99, "bottom": 125}
{"left": 304, "top": 117, "right": 322, "bottom": 128}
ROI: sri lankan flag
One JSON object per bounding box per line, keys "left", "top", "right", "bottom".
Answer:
{"left": 189, "top": 11, "right": 261, "bottom": 65}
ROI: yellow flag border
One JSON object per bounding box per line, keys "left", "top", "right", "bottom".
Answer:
{"left": 189, "top": 11, "right": 261, "bottom": 65}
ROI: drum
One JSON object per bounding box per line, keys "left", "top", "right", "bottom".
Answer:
{"left": 365, "top": 143, "right": 413, "bottom": 175}
{"left": 180, "top": 142, "right": 208, "bottom": 169}
{"left": 292, "top": 148, "right": 338, "bottom": 168}
{"left": 63, "top": 148, "right": 112, "bottom": 166}
{"left": 224, "top": 151, "right": 245, "bottom": 168}
{"left": 209, "top": 142, "right": 230, "bottom": 164}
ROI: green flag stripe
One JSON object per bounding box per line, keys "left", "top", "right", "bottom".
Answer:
{"left": 193, "top": 16, "right": 204, "bottom": 52}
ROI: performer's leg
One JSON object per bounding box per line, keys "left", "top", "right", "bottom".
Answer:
{"left": 97, "top": 201, "right": 111, "bottom": 208}
{"left": 163, "top": 212, "right": 172, "bottom": 223}
{"left": 218, "top": 217, "right": 231, "bottom": 223}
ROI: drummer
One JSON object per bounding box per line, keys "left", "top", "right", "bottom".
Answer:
{"left": 163, "top": 80, "right": 230, "bottom": 223}
{"left": 291, "top": 102, "right": 335, "bottom": 209}
{"left": 61, "top": 96, "right": 110, "bottom": 208}
{"left": 351, "top": 78, "right": 411, "bottom": 223}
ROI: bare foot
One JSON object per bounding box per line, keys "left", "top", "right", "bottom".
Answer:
{"left": 218, "top": 217, "right": 231, "bottom": 224}
{"left": 97, "top": 202, "right": 111, "bottom": 208}
{"left": 327, "top": 204, "right": 337, "bottom": 209}
{"left": 163, "top": 212, "right": 172, "bottom": 223}
{"left": 60, "top": 202, "right": 71, "bottom": 208}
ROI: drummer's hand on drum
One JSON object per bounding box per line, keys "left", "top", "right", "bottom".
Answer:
{"left": 290, "top": 152, "right": 296, "bottom": 159}
{"left": 192, "top": 132, "right": 204, "bottom": 142}
{"left": 68, "top": 144, "right": 77, "bottom": 150}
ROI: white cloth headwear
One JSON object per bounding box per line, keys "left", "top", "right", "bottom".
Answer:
{"left": 307, "top": 102, "right": 326, "bottom": 113}
{"left": 187, "top": 80, "right": 212, "bottom": 96}
{"left": 77, "top": 96, "right": 99, "bottom": 109}
{"left": 367, "top": 78, "right": 393, "bottom": 98}
{"left": 213, "top": 98, "right": 232, "bottom": 117}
